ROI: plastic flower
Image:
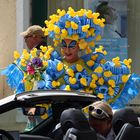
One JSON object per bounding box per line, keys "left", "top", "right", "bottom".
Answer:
{"left": 104, "top": 71, "right": 112, "bottom": 78}
{"left": 80, "top": 78, "right": 87, "bottom": 86}
{"left": 40, "top": 46, "right": 47, "bottom": 53}
{"left": 90, "top": 81, "right": 97, "bottom": 88}
{"left": 64, "top": 85, "right": 71, "bottom": 91}
{"left": 32, "top": 58, "right": 43, "bottom": 67}
{"left": 76, "top": 64, "right": 83, "bottom": 72}
{"left": 52, "top": 81, "right": 60, "bottom": 87}
{"left": 87, "top": 60, "right": 95, "bottom": 67}
{"left": 122, "top": 75, "right": 129, "bottom": 83}
{"left": 43, "top": 61, "right": 48, "bottom": 67}
{"left": 91, "top": 73, "right": 98, "bottom": 81}
{"left": 71, "top": 21, "right": 78, "bottom": 30}
{"left": 94, "top": 66, "right": 103, "bottom": 73}
{"left": 82, "top": 25, "right": 90, "bottom": 32}
{"left": 69, "top": 77, "right": 77, "bottom": 84}
{"left": 97, "top": 93, "right": 104, "bottom": 99}
{"left": 108, "top": 79, "right": 116, "bottom": 88}
{"left": 98, "top": 77, "right": 104, "bottom": 85}
{"left": 112, "top": 57, "right": 121, "bottom": 67}
{"left": 123, "top": 58, "right": 132, "bottom": 69}
{"left": 57, "top": 62, "right": 64, "bottom": 71}
{"left": 67, "top": 69, "right": 74, "bottom": 77}
{"left": 108, "top": 87, "right": 115, "bottom": 96}
{"left": 20, "top": 59, "right": 27, "bottom": 67}
{"left": 27, "top": 64, "right": 35, "bottom": 75}
{"left": 14, "top": 51, "right": 20, "bottom": 60}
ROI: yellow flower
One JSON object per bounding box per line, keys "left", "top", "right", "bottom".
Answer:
{"left": 95, "top": 45, "right": 106, "bottom": 55}
{"left": 54, "top": 40, "right": 60, "bottom": 46}
{"left": 100, "top": 59, "right": 106, "bottom": 64}
{"left": 71, "top": 21, "right": 78, "bottom": 30}
{"left": 98, "top": 78, "right": 104, "bottom": 85}
{"left": 52, "top": 81, "right": 60, "bottom": 87}
{"left": 77, "top": 9, "right": 85, "bottom": 16}
{"left": 91, "top": 54, "right": 98, "bottom": 61}
{"left": 44, "top": 52, "right": 50, "bottom": 60}
{"left": 72, "top": 34, "right": 79, "bottom": 41}
{"left": 80, "top": 78, "right": 87, "bottom": 86}
{"left": 123, "top": 58, "right": 132, "bottom": 69}
{"left": 44, "top": 28, "right": 49, "bottom": 36}
{"left": 86, "top": 47, "right": 92, "bottom": 54}
{"left": 94, "top": 66, "right": 103, "bottom": 73}
{"left": 108, "top": 80, "right": 116, "bottom": 88}
{"left": 20, "top": 58, "right": 26, "bottom": 67}
{"left": 82, "top": 25, "right": 90, "bottom": 32}
{"left": 79, "top": 39, "right": 88, "bottom": 50}
{"left": 97, "top": 93, "right": 104, "bottom": 99}
{"left": 76, "top": 64, "right": 83, "bottom": 72}
{"left": 68, "top": 7, "right": 76, "bottom": 17}
{"left": 89, "top": 28, "right": 95, "bottom": 36}
{"left": 40, "top": 46, "right": 47, "bottom": 53}
{"left": 54, "top": 25, "right": 60, "bottom": 34}
{"left": 14, "top": 51, "right": 20, "bottom": 60}
{"left": 91, "top": 74, "right": 98, "bottom": 81}
{"left": 57, "top": 9, "right": 66, "bottom": 17}
{"left": 90, "top": 81, "right": 97, "bottom": 88}
{"left": 86, "top": 10, "right": 93, "bottom": 18}
{"left": 88, "top": 41, "right": 95, "bottom": 47}
{"left": 69, "top": 77, "right": 77, "bottom": 84}
{"left": 61, "top": 29, "right": 68, "bottom": 39}
{"left": 23, "top": 52, "right": 30, "bottom": 60}
{"left": 57, "top": 62, "right": 64, "bottom": 71}
{"left": 122, "top": 75, "right": 129, "bottom": 83}
{"left": 65, "top": 21, "right": 71, "bottom": 28}
{"left": 87, "top": 60, "right": 94, "bottom": 67}
{"left": 92, "top": 12, "right": 100, "bottom": 19}
{"left": 104, "top": 71, "right": 112, "bottom": 78}
{"left": 43, "top": 61, "right": 48, "bottom": 67}
{"left": 108, "top": 87, "right": 115, "bottom": 96}
{"left": 67, "top": 69, "right": 74, "bottom": 77}
{"left": 95, "top": 35, "right": 102, "bottom": 41}
{"left": 30, "top": 50, "right": 37, "bottom": 58}
{"left": 112, "top": 57, "right": 121, "bottom": 67}
{"left": 64, "top": 85, "right": 71, "bottom": 91}
{"left": 39, "top": 52, "right": 44, "bottom": 58}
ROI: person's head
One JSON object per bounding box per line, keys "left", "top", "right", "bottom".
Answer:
{"left": 95, "top": 2, "right": 117, "bottom": 24}
{"left": 88, "top": 100, "right": 113, "bottom": 137}
{"left": 61, "top": 39, "right": 79, "bottom": 63}
{"left": 43, "top": 7, "right": 105, "bottom": 58}
{"left": 20, "top": 25, "right": 45, "bottom": 50}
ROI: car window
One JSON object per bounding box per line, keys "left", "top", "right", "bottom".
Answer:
{"left": 0, "top": 105, "right": 53, "bottom": 132}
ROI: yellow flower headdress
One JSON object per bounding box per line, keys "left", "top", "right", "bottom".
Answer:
{"left": 43, "top": 7, "right": 105, "bottom": 52}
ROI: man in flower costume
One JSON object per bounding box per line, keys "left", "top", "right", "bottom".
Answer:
{"left": 1, "top": 7, "right": 140, "bottom": 110}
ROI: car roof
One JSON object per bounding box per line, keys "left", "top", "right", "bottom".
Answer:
{"left": 0, "top": 90, "right": 99, "bottom": 114}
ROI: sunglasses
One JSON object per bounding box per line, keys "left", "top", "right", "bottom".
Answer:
{"left": 88, "top": 106, "right": 109, "bottom": 119}
{"left": 61, "top": 40, "right": 77, "bottom": 48}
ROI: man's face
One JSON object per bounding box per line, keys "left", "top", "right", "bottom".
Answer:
{"left": 24, "top": 35, "right": 42, "bottom": 50}
{"left": 89, "top": 117, "right": 111, "bottom": 137}
{"left": 61, "top": 39, "right": 79, "bottom": 63}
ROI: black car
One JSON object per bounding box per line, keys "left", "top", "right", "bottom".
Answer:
{"left": 0, "top": 90, "right": 99, "bottom": 140}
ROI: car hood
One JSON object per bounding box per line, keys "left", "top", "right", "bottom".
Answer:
{"left": 0, "top": 90, "right": 98, "bottom": 114}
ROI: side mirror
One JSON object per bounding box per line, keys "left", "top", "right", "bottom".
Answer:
{"left": 22, "top": 106, "right": 46, "bottom": 116}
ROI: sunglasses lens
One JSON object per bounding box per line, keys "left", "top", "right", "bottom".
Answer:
{"left": 96, "top": 109, "right": 103, "bottom": 115}
{"left": 89, "top": 106, "right": 94, "bottom": 112}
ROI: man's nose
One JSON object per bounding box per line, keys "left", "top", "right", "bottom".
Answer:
{"left": 65, "top": 47, "right": 70, "bottom": 53}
